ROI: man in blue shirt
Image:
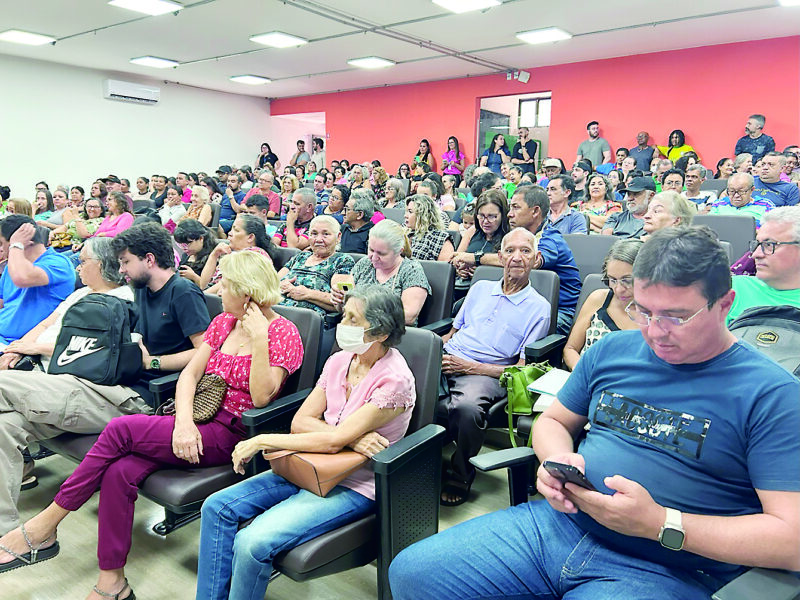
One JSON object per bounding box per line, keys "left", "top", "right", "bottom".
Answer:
{"left": 219, "top": 174, "right": 246, "bottom": 234}
{"left": 734, "top": 114, "right": 775, "bottom": 162}
{"left": 753, "top": 152, "right": 800, "bottom": 206}
{"left": 0, "top": 216, "right": 74, "bottom": 346}
{"left": 508, "top": 185, "right": 582, "bottom": 334}
{"left": 438, "top": 228, "right": 551, "bottom": 506}
{"left": 391, "top": 227, "right": 800, "bottom": 600}
{"left": 545, "top": 176, "right": 587, "bottom": 235}
{"left": 628, "top": 131, "right": 656, "bottom": 171}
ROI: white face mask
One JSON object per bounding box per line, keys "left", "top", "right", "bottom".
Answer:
{"left": 336, "top": 324, "right": 374, "bottom": 355}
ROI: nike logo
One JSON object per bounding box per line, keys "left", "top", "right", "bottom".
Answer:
{"left": 56, "top": 336, "right": 105, "bottom": 366}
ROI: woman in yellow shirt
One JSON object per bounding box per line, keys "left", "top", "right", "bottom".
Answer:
{"left": 657, "top": 129, "right": 697, "bottom": 163}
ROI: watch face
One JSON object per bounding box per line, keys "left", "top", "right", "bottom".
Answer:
{"left": 660, "top": 527, "right": 685, "bottom": 550}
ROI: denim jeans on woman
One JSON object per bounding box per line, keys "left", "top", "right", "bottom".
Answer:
{"left": 196, "top": 471, "right": 374, "bottom": 600}
{"left": 389, "top": 500, "right": 727, "bottom": 600}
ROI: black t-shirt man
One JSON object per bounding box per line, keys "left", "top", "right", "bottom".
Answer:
{"left": 340, "top": 221, "right": 374, "bottom": 254}
{"left": 512, "top": 139, "right": 538, "bottom": 174}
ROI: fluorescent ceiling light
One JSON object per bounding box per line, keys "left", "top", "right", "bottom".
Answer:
{"left": 230, "top": 75, "right": 272, "bottom": 85}
{"left": 130, "top": 55, "right": 178, "bottom": 68}
{"left": 108, "top": 0, "right": 182, "bottom": 15}
{"left": 249, "top": 31, "right": 308, "bottom": 48}
{"left": 348, "top": 56, "right": 395, "bottom": 69}
{"left": 516, "top": 27, "right": 573, "bottom": 45}
{"left": 0, "top": 29, "right": 56, "bottom": 46}
{"left": 432, "top": 0, "right": 500, "bottom": 14}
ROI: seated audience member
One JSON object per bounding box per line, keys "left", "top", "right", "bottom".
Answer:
{"left": 372, "top": 166, "right": 389, "bottom": 199}
{"left": 4, "top": 198, "right": 34, "bottom": 218}
{"left": 440, "top": 174, "right": 462, "bottom": 211}
{"left": 0, "top": 216, "right": 74, "bottom": 346}
{"left": 734, "top": 152, "right": 753, "bottom": 175}
{"left": 451, "top": 189, "right": 510, "bottom": 285}
{"left": 660, "top": 168, "right": 686, "bottom": 194}
{"left": 241, "top": 194, "right": 271, "bottom": 225}
{"left": 709, "top": 173, "right": 775, "bottom": 228}
{"left": 93, "top": 192, "right": 134, "bottom": 239}
{"left": 507, "top": 185, "right": 581, "bottom": 334}
{"left": 575, "top": 174, "right": 621, "bottom": 233}
{"left": 438, "top": 228, "right": 551, "bottom": 505}
{"left": 175, "top": 219, "right": 216, "bottom": 285}
{"left": 32, "top": 189, "right": 54, "bottom": 222}
{"left": 504, "top": 166, "right": 523, "bottom": 199}
{"left": 753, "top": 151, "right": 800, "bottom": 207}
{"left": 218, "top": 174, "right": 246, "bottom": 234}
{"left": 715, "top": 157, "right": 735, "bottom": 179}
{"left": 244, "top": 171, "right": 281, "bottom": 218}
{"left": 726, "top": 206, "right": 800, "bottom": 323}
{"left": 628, "top": 131, "right": 655, "bottom": 171}
{"left": 682, "top": 164, "right": 717, "bottom": 207}
{"left": 383, "top": 178, "right": 406, "bottom": 209}
{"left": 537, "top": 157, "right": 565, "bottom": 190}
{"left": 562, "top": 239, "right": 642, "bottom": 370}
{"left": 339, "top": 190, "right": 375, "bottom": 254}
{"left": 0, "top": 251, "right": 301, "bottom": 598}
{"left": 149, "top": 175, "right": 168, "bottom": 208}
{"left": 656, "top": 128, "right": 696, "bottom": 162}
{"left": 734, "top": 114, "right": 775, "bottom": 162}
{"left": 39, "top": 186, "right": 72, "bottom": 230}
{"left": 354, "top": 188, "right": 385, "bottom": 224}
{"left": 0, "top": 223, "right": 209, "bottom": 543}
{"left": 673, "top": 153, "right": 698, "bottom": 175}
{"left": 349, "top": 165, "right": 372, "bottom": 191}
{"left": 178, "top": 185, "right": 213, "bottom": 227}
{"left": 602, "top": 176, "right": 655, "bottom": 238}
{"left": 278, "top": 215, "right": 355, "bottom": 316}
{"left": 404, "top": 194, "right": 455, "bottom": 262}
{"left": 390, "top": 225, "right": 800, "bottom": 600}
{"left": 197, "top": 286, "right": 413, "bottom": 600}
{"left": 48, "top": 197, "right": 105, "bottom": 251}
{"left": 0, "top": 238, "right": 132, "bottom": 372}
{"left": 130, "top": 177, "right": 151, "bottom": 201}
{"left": 273, "top": 188, "right": 315, "bottom": 249}
{"left": 313, "top": 172, "right": 330, "bottom": 204}
{"left": 397, "top": 163, "right": 411, "bottom": 180}
{"left": 457, "top": 202, "right": 475, "bottom": 234}
{"left": 570, "top": 161, "right": 591, "bottom": 204}
{"left": 545, "top": 175, "right": 587, "bottom": 234}
{"left": 157, "top": 185, "right": 187, "bottom": 231}
{"left": 332, "top": 220, "right": 430, "bottom": 326}
{"left": 642, "top": 191, "right": 695, "bottom": 236}
{"left": 316, "top": 184, "right": 347, "bottom": 223}
{"left": 201, "top": 214, "right": 275, "bottom": 291}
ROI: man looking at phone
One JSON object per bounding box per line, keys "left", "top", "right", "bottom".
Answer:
{"left": 390, "top": 226, "right": 800, "bottom": 599}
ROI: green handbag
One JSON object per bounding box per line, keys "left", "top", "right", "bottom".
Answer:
{"left": 499, "top": 361, "right": 552, "bottom": 447}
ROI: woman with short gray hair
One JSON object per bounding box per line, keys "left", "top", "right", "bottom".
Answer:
{"left": 643, "top": 191, "right": 695, "bottom": 236}
{"left": 0, "top": 237, "right": 133, "bottom": 372}
{"left": 383, "top": 178, "right": 406, "bottom": 209}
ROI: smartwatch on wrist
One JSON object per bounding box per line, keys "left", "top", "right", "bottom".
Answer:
{"left": 658, "top": 507, "right": 685, "bottom": 551}
{"left": 149, "top": 356, "right": 162, "bottom": 371}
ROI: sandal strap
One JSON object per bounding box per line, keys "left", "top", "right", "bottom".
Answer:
{"left": 0, "top": 542, "right": 29, "bottom": 565}
{"left": 20, "top": 523, "right": 54, "bottom": 563}
{"left": 93, "top": 578, "right": 131, "bottom": 599}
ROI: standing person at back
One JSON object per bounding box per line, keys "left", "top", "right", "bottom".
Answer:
{"left": 734, "top": 114, "right": 775, "bottom": 162}
{"left": 511, "top": 127, "right": 538, "bottom": 175}
{"left": 576, "top": 121, "right": 612, "bottom": 169}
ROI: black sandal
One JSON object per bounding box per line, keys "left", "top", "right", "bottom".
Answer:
{"left": 440, "top": 477, "right": 474, "bottom": 507}
{"left": 93, "top": 577, "right": 136, "bottom": 600}
{"left": 0, "top": 523, "right": 60, "bottom": 573}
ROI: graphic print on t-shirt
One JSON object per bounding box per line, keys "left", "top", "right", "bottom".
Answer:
{"left": 593, "top": 391, "right": 710, "bottom": 459}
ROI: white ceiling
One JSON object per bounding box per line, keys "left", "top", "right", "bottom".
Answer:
{"left": 1, "top": 0, "right": 797, "bottom": 99}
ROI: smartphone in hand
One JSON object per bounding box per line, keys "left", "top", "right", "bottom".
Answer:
{"left": 542, "top": 460, "right": 596, "bottom": 491}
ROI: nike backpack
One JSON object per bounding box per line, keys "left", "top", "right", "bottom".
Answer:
{"left": 48, "top": 294, "right": 143, "bottom": 386}
{"left": 728, "top": 305, "right": 800, "bottom": 379}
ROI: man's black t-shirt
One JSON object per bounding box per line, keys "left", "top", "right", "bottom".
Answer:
{"left": 340, "top": 221, "right": 374, "bottom": 254}
{"left": 512, "top": 140, "right": 538, "bottom": 174}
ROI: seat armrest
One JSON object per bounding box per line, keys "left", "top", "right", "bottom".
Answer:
{"left": 323, "top": 312, "right": 342, "bottom": 329}
{"left": 712, "top": 568, "right": 800, "bottom": 600}
{"left": 370, "top": 424, "right": 446, "bottom": 476}
{"left": 241, "top": 389, "right": 311, "bottom": 432}
{"left": 470, "top": 447, "right": 536, "bottom": 472}
{"left": 421, "top": 318, "right": 453, "bottom": 336}
{"left": 525, "top": 334, "right": 566, "bottom": 362}
{"left": 148, "top": 372, "right": 181, "bottom": 394}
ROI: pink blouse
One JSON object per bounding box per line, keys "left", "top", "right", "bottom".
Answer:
{"left": 204, "top": 313, "right": 304, "bottom": 417}
{"left": 317, "top": 349, "right": 416, "bottom": 500}
{"left": 93, "top": 212, "right": 134, "bottom": 238}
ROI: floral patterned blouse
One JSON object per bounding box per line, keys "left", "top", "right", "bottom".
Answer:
{"left": 203, "top": 312, "right": 304, "bottom": 417}
{"left": 279, "top": 251, "right": 355, "bottom": 315}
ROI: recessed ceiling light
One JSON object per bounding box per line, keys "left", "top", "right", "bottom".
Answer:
{"left": 230, "top": 75, "right": 272, "bottom": 85}
{"left": 347, "top": 56, "right": 396, "bottom": 69}
{"left": 0, "top": 29, "right": 56, "bottom": 46}
{"left": 108, "top": 0, "right": 183, "bottom": 16}
{"left": 130, "top": 55, "right": 179, "bottom": 69}
{"left": 516, "top": 27, "right": 573, "bottom": 45}
{"left": 249, "top": 31, "right": 308, "bottom": 48}
{"left": 432, "top": 0, "right": 500, "bottom": 14}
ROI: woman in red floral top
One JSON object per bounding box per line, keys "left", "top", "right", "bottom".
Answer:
{"left": 3, "top": 251, "right": 303, "bottom": 600}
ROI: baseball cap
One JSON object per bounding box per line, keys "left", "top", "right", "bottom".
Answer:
{"left": 621, "top": 176, "right": 656, "bottom": 193}
{"left": 216, "top": 165, "right": 232, "bottom": 174}
{"left": 102, "top": 175, "right": 121, "bottom": 184}
{"left": 573, "top": 160, "right": 593, "bottom": 173}
{"left": 542, "top": 158, "right": 561, "bottom": 169}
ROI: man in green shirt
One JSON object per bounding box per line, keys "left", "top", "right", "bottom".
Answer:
{"left": 727, "top": 206, "right": 800, "bottom": 324}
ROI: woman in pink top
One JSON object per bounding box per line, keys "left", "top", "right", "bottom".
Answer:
{"left": 93, "top": 192, "right": 134, "bottom": 238}
{"left": 441, "top": 135, "right": 466, "bottom": 185}
{"left": 2, "top": 252, "right": 303, "bottom": 600}
{"left": 197, "top": 286, "right": 415, "bottom": 600}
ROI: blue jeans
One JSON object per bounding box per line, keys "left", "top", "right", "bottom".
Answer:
{"left": 196, "top": 471, "right": 374, "bottom": 600}
{"left": 389, "top": 500, "right": 723, "bottom": 600}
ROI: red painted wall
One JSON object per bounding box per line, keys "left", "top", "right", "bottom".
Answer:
{"left": 271, "top": 37, "right": 800, "bottom": 174}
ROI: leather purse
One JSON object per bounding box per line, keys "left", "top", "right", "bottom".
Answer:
{"left": 156, "top": 373, "right": 228, "bottom": 423}
{"left": 262, "top": 449, "right": 368, "bottom": 497}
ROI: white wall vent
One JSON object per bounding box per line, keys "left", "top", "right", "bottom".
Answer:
{"left": 103, "top": 79, "right": 160, "bottom": 105}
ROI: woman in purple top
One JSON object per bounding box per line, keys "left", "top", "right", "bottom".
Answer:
{"left": 441, "top": 136, "right": 466, "bottom": 185}
{"left": 196, "top": 286, "right": 416, "bottom": 600}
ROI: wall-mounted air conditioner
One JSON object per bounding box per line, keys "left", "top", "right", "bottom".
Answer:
{"left": 103, "top": 79, "right": 160, "bottom": 105}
